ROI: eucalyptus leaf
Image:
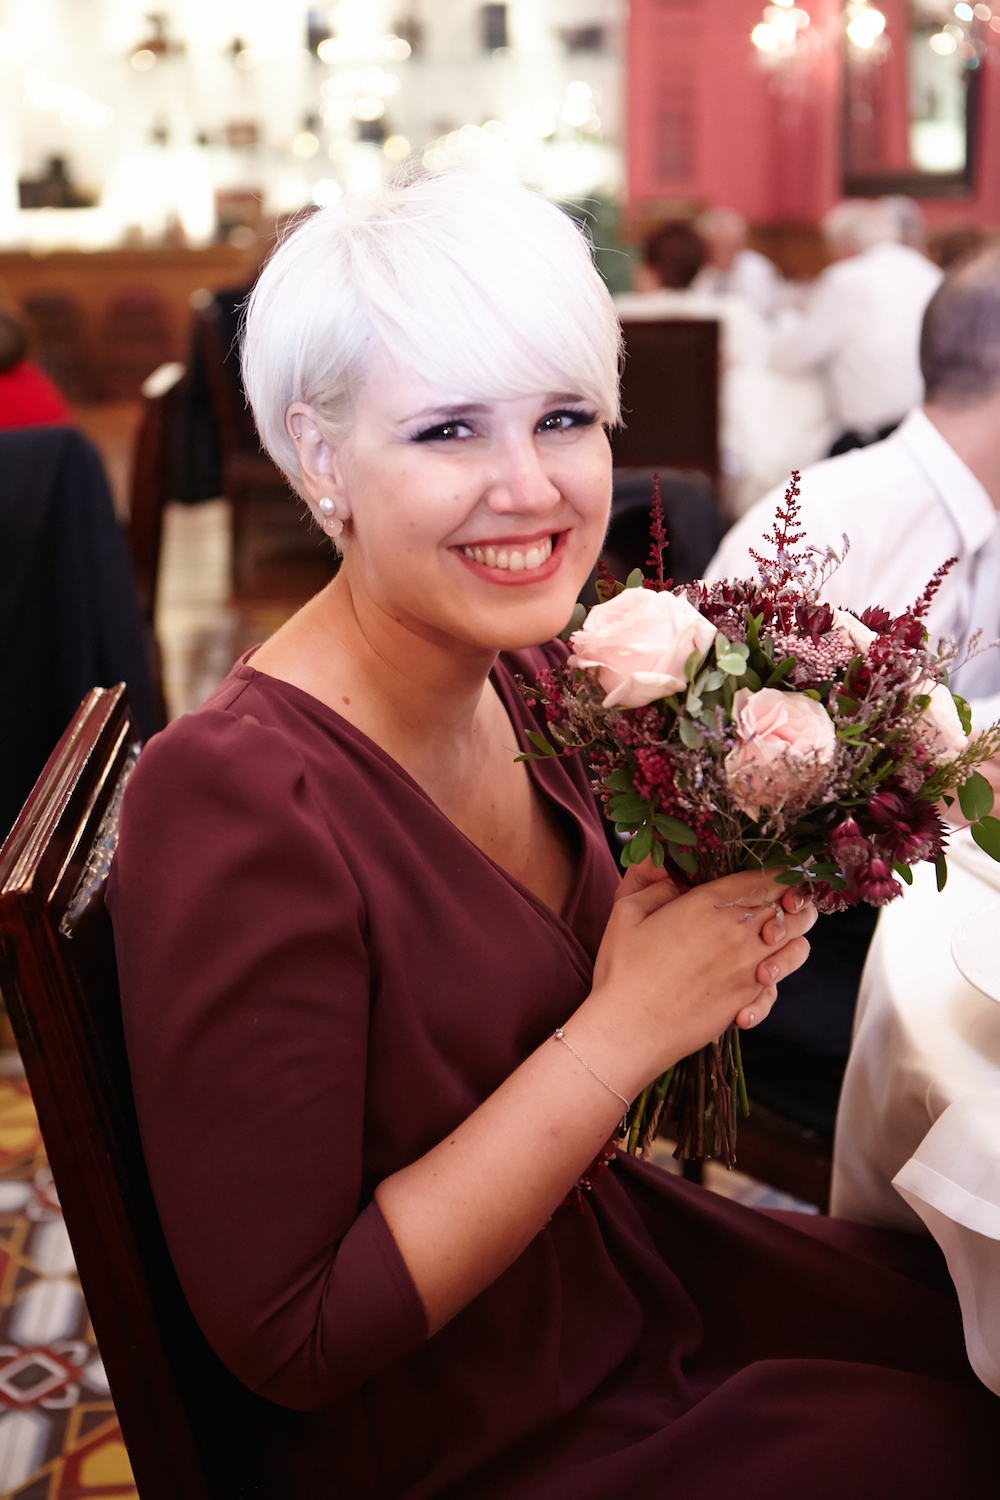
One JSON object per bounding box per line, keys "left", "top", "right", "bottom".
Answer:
{"left": 803, "top": 689, "right": 822, "bottom": 700}
{"left": 686, "top": 692, "right": 703, "bottom": 717}
{"left": 704, "top": 670, "right": 725, "bottom": 692}
{"left": 717, "top": 652, "right": 748, "bottom": 676}
{"left": 558, "top": 601, "right": 587, "bottom": 642}
{"left": 970, "top": 814, "right": 1000, "bottom": 862}
{"left": 958, "top": 771, "right": 995, "bottom": 823}
{"left": 678, "top": 716, "right": 704, "bottom": 749}
{"left": 625, "top": 568, "right": 645, "bottom": 589}
{"left": 714, "top": 631, "right": 731, "bottom": 655}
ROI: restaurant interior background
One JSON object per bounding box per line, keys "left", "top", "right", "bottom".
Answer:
{"left": 0, "top": 5, "right": 999, "bottom": 1495}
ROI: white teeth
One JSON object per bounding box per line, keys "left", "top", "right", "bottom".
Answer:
{"left": 462, "top": 537, "right": 554, "bottom": 571}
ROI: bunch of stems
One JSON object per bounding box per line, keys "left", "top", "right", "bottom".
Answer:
{"left": 623, "top": 1026, "right": 748, "bottom": 1167}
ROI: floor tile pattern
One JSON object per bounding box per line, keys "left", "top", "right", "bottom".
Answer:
{"left": 0, "top": 1060, "right": 136, "bottom": 1500}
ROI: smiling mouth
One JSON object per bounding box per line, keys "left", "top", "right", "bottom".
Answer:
{"left": 460, "top": 536, "right": 555, "bottom": 573}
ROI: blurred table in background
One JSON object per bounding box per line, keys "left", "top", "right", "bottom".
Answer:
{"left": 832, "top": 829, "right": 1000, "bottom": 1395}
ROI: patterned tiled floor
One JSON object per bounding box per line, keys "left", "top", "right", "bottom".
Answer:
{"left": 0, "top": 1057, "right": 136, "bottom": 1500}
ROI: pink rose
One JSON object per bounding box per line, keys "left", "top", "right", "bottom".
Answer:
{"left": 915, "top": 681, "right": 969, "bottom": 760}
{"left": 725, "top": 686, "right": 837, "bottom": 819}
{"left": 569, "top": 588, "right": 716, "bottom": 709}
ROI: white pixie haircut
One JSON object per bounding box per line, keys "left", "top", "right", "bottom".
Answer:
{"left": 242, "top": 171, "right": 622, "bottom": 494}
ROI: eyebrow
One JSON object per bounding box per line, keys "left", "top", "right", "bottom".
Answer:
{"left": 400, "top": 394, "right": 591, "bottom": 425}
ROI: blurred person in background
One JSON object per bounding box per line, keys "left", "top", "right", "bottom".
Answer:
{"left": 882, "top": 196, "right": 927, "bottom": 254}
{"left": 632, "top": 219, "right": 706, "bottom": 292}
{"left": 927, "top": 223, "right": 995, "bottom": 273}
{"left": 0, "top": 310, "right": 72, "bottom": 430}
{"left": 705, "top": 244, "right": 1000, "bottom": 1133}
{"left": 770, "top": 199, "right": 942, "bottom": 457}
{"left": 691, "top": 206, "right": 782, "bottom": 319}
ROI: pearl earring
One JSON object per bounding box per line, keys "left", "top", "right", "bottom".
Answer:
{"left": 317, "top": 497, "right": 343, "bottom": 538}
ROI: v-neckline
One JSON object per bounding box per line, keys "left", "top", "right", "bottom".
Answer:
{"left": 232, "top": 651, "right": 598, "bottom": 974}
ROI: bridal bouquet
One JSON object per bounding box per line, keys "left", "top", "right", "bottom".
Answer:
{"left": 522, "top": 476, "right": 1000, "bottom": 1167}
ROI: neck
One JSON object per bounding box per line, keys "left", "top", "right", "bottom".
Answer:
{"left": 923, "top": 396, "right": 1000, "bottom": 511}
{"left": 294, "top": 570, "right": 500, "bottom": 751}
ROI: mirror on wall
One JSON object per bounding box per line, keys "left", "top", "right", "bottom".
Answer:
{"left": 843, "top": 0, "right": 988, "bottom": 196}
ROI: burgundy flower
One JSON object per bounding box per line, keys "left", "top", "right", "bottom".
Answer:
{"left": 829, "top": 816, "right": 871, "bottom": 867}
{"left": 856, "top": 856, "right": 902, "bottom": 906}
{"left": 859, "top": 605, "right": 892, "bottom": 633}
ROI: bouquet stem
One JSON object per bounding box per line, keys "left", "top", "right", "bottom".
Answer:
{"left": 623, "top": 1025, "right": 748, "bottom": 1168}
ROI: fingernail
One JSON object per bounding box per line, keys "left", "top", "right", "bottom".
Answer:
{"left": 768, "top": 963, "right": 780, "bottom": 979}
{"left": 774, "top": 907, "right": 785, "bottom": 928}
{"left": 747, "top": 1011, "right": 755, "bottom": 1025}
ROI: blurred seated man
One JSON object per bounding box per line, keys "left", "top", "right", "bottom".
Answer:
{"left": 770, "top": 199, "right": 941, "bottom": 457}
{"left": 633, "top": 219, "right": 706, "bottom": 293}
{"left": 690, "top": 206, "right": 782, "bottom": 319}
{"left": 0, "top": 311, "right": 71, "bottom": 429}
{"left": 706, "top": 245, "right": 1000, "bottom": 1132}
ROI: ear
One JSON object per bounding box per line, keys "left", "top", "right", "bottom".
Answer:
{"left": 285, "top": 402, "right": 353, "bottom": 529}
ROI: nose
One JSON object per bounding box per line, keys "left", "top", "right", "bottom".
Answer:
{"left": 483, "top": 431, "right": 561, "bottom": 517}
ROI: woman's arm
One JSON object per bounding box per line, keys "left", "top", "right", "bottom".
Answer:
{"left": 376, "top": 865, "right": 814, "bottom": 1333}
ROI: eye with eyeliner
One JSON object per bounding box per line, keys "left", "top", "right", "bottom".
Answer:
{"left": 537, "top": 408, "right": 598, "bottom": 433}
{"left": 412, "top": 419, "right": 477, "bottom": 443}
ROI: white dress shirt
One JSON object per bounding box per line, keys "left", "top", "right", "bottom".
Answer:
{"left": 707, "top": 408, "right": 1000, "bottom": 729}
{"left": 691, "top": 248, "right": 783, "bottom": 320}
{"left": 769, "top": 242, "right": 943, "bottom": 434}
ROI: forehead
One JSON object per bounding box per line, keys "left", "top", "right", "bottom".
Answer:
{"left": 353, "top": 345, "right": 586, "bottom": 424}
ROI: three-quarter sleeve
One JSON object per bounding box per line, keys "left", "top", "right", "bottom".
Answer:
{"left": 107, "top": 707, "right": 428, "bottom": 1409}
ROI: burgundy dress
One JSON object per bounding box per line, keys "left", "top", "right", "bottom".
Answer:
{"left": 107, "top": 647, "right": 997, "bottom": 1499}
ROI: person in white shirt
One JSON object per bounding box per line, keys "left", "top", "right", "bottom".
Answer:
{"left": 690, "top": 207, "right": 783, "bottom": 320}
{"left": 707, "top": 246, "right": 1000, "bottom": 1128}
{"left": 770, "top": 199, "right": 942, "bottom": 456}
{"left": 710, "top": 242, "right": 1000, "bottom": 736}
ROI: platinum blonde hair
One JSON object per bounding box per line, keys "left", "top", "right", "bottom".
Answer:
{"left": 242, "top": 171, "right": 622, "bottom": 496}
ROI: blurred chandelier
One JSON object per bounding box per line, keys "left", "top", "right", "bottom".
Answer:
{"left": 844, "top": 2, "right": 887, "bottom": 54}
{"left": 751, "top": 0, "right": 812, "bottom": 59}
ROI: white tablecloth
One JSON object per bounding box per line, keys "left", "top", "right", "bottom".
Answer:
{"left": 832, "top": 828, "right": 1000, "bottom": 1394}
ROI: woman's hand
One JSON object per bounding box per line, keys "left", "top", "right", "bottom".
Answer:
{"left": 574, "top": 861, "right": 816, "bottom": 1101}
{"left": 375, "top": 859, "right": 814, "bottom": 1337}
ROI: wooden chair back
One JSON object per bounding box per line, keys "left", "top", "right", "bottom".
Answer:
{"left": 126, "top": 362, "right": 186, "bottom": 624}
{"left": 99, "top": 291, "right": 171, "bottom": 400}
{"left": 20, "top": 291, "right": 96, "bottom": 403}
{"left": 613, "top": 319, "right": 720, "bottom": 485}
{"left": 0, "top": 686, "right": 262, "bottom": 1498}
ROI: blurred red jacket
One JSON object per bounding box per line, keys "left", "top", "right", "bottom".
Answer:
{"left": 0, "top": 359, "right": 72, "bottom": 429}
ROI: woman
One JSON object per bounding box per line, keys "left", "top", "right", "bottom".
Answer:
{"left": 108, "top": 173, "right": 995, "bottom": 1498}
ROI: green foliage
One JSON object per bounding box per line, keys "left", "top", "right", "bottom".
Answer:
{"left": 971, "top": 815, "right": 1000, "bottom": 862}
{"left": 558, "top": 602, "right": 587, "bottom": 642}
{"left": 953, "top": 694, "right": 972, "bottom": 735}
{"left": 892, "top": 859, "right": 913, "bottom": 885}
{"left": 625, "top": 568, "right": 644, "bottom": 589}
{"left": 935, "top": 854, "right": 948, "bottom": 891}
{"left": 653, "top": 814, "right": 698, "bottom": 845}
{"left": 958, "top": 771, "right": 995, "bottom": 822}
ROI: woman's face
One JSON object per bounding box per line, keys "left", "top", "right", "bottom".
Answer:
{"left": 295, "top": 345, "right": 612, "bottom": 655}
